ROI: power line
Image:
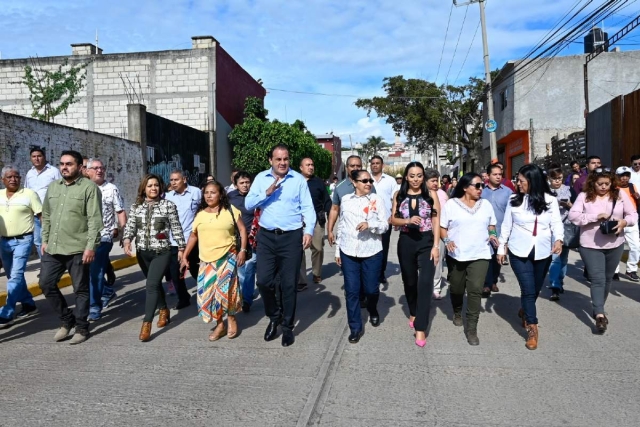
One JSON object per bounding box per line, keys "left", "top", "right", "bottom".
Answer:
{"left": 454, "top": 20, "right": 481, "bottom": 84}
{"left": 444, "top": 4, "right": 469, "bottom": 86}
{"left": 264, "top": 87, "right": 441, "bottom": 99}
{"left": 435, "top": 2, "right": 454, "bottom": 83}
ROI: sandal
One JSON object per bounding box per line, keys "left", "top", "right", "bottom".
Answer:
{"left": 227, "top": 318, "right": 239, "bottom": 339}
{"left": 208, "top": 325, "right": 227, "bottom": 341}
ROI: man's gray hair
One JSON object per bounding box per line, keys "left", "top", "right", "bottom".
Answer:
{"left": 1, "top": 165, "right": 19, "bottom": 179}
{"left": 86, "top": 158, "right": 104, "bottom": 169}
{"left": 170, "top": 169, "right": 184, "bottom": 178}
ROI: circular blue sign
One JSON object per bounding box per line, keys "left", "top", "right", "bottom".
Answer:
{"left": 485, "top": 120, "right": 497, "bottom": 133}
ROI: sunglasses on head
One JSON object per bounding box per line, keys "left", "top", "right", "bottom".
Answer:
{"left": 594, "top": 167, "right": 611, "bottom": 175}
{"left": 356, "top": 179, "right": 374, "bottom": 184}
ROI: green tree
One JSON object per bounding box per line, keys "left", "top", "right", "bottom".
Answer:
{"left": 365, "top": 135, "right": 385, "bottom": 157}
{"left": 355, "top": 75, "right": 488, "bottom": 171}
{"left": 230, "top": 97, "right": 333, "bottom": 178}
{"left": 21, "top": 58, "right": 89, "bottom": 122}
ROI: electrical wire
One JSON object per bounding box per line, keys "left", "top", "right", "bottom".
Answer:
{"left": 264, "top": 87, "right": 441, "bottom": 99}
{"left": 435, "top": 2, "right": 454, "bottom": 83}
{"left": 454, "top": 20, "right": 481, "bottom": 84}
{"left": 444, "top": 4, "right": 469, "bottom": 86}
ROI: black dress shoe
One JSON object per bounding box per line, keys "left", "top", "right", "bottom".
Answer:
{"left": 369, "top": 315, "right": 380, "bottom": 327}
{"left": 281, "top": 331, "right": 295, "bottom": 347}
{"left": 173, "top": 300, "right": 191, "bottom": 310}
{"left": 264, "top": 321, "right": 279, "bottom": 341}
{"left": 348, "top": 330, "right": 363, "bottom": 343}
{"left": 242, "top": 303, "right": 251, "bottom": 313}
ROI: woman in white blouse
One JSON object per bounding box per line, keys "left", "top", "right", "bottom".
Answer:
{"left": 497, "top": 164, "right": 563, "bottom": 351}
{"left": 335, "top": 169, "right": 389, "bottom": 344}
{"left": 440, "top": 173, "right": 498, "bottom": 346}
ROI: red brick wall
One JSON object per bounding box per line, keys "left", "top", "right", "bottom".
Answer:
{"left": 216, "top": 46, "right": 266, "bottom": 127}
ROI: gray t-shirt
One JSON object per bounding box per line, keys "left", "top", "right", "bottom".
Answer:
{"left": 331, "top": 179, "right": 376, "bottom": 206}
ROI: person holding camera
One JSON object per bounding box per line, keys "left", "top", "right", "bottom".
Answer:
{"left": 547, "top": 166, "right": 573, "bottom": 301}
{"left": 569, "top": 168, "right": 637, "bottom": 333}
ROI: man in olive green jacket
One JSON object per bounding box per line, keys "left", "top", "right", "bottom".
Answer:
{"left": 39, "top": 150, "right": 103, "bottom": 345}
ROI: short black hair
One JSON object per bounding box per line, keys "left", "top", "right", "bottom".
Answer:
{"left": 269, "top": 144, "right": 290, "bottom": 159}
{"left": 631, "top": 154, "right": 640, "bottom": 163}
{"left": 233, "top": 170, "right": 252, "bottom": 185}
{"left": 370, "top": 155, "right": 384, "bottom": 163}
{"left": 487, "top": 164, "right": 502, "bottom": 175}
{"left": 586, "top": 155, "right": 601, "bottom": 162}
{"left": 30, "top": 147, "right": 45, "bottom": 157}
{"left": 60, "top": 150, "right": 83, "bottom": 166}
{"left": 570, "top": 160, "right": 579, "bottom": 167}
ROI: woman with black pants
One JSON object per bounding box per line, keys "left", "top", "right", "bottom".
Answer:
{"left": 390, "top": 162, "right": 440, "bottom": 348}
{"left": 123, "top": 174, "right": 186, "bottom": 342}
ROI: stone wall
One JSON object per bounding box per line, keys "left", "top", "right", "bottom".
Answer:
{"left": 0, "top": 110, "right": 143, "bottom": 208}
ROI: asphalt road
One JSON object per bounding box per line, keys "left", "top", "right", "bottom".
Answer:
{"left": 2, "top": 233, "right": 640, "bottom": 426}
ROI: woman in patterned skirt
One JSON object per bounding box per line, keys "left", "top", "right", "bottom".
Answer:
{"left": 181, "top": 180, "right": 247, "bottom": 340}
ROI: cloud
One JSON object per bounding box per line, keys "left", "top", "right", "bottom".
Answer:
{"left": 1, "top": 0, "right": 637, "bottom": 145}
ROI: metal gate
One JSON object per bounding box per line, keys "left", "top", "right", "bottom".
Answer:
{"left": 511, "top": 153, "right": 525, "bottom": 178}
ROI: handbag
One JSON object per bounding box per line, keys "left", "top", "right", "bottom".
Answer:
{"left": 563, "top": 223, "right": 580, "bottom": 248}
{"left": 598, "top": 198, "right": 618, "bottom": 235}
{"left": 230, "top": 208, "right": 252, "bottom": 258}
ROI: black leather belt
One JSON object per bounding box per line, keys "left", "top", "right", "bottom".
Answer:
{"left": 1, "top": 232, "right": 33, "bottom": 240}
{"left": 260, "top": 227, "right": 300, "bottom": 235}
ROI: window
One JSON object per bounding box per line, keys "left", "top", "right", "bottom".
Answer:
{"left": 500, "top": 89, "right": 508, "bottom": 110}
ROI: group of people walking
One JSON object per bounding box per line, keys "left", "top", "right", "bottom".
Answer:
{"left": 1, "top": 146, "right": 638, "bottom": 351}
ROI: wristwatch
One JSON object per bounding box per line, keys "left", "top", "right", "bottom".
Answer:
{"left": 442, "top": 238, "right": 451, "bottom": 244}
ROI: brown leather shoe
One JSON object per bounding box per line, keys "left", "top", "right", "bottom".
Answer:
{"left": 139, "top": 322, "right": 152, "bottom": 342}
{"left": 491, "top": 284, "right": 500, "bottom": 292}
{"left": 525, "top": 324, "right": 538, "bottom": 350}
{"left": 313, "top": 275, "right": 322, "bottom": 284}
{"left": 518, "top": 309, "right": 527, "bottom": 328}
{"left": 157, "top": 308, "right": 171, "bottom": 328}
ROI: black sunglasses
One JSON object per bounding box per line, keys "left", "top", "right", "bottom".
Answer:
{"left": 468, "top": 182, "right": 484, "bottom": 189}
{"left": 355, "top": 179, "right": 374, "bottom": 184}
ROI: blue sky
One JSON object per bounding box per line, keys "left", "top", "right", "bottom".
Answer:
{"left": 1, "top": 0, "right": 639, "bottom": 145}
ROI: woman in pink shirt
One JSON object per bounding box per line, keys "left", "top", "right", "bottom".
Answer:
{"left": 568, "top": 168, "right": 637, "bottom": 333}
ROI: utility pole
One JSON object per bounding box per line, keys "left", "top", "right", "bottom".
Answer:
{"left": 454, "top": 0, "right": 497, "bottom": 163}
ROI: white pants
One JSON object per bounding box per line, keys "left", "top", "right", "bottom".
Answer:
{"left": 615, "top": 222, "right": 639, "bottom": 274}
{"left": 433, "top": 240, "right": 447, "bottom": 294}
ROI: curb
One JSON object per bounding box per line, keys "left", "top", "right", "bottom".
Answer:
{"left": 0, "top": 256, "right": 138, "bottom": 307}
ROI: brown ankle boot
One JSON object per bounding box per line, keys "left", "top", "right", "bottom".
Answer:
{"left": 518, "top": 309, "right": 527, "bottom": 328}
{"left": 157, "top": 308, "right": 171, "bottom": 328}
{"left": 525, "top": 324, "right": 538, "bottom": 350}
{"left": 139, "top": 322, "right": 152, "bottom": 342}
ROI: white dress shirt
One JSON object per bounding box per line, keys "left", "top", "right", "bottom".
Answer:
{"left": 335, "top": 192, "right": 389, "bottom": 258}
{"left": 372, "top": 173, "right": 396, "bottom": 219}
{"left": 630, "top": 169, "right": 640, "bottom": 189}
{"left": 440, "top": 198, "right": 496, "bottom": 262}
{"left": 24, "top": 163, "right": 62, "bottom": 203}
{"left": 498, "top": 193, "right": 564, "bottom": 259}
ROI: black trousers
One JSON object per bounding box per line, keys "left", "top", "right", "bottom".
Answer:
{"left": 39, "top": 252, "right": 90, "bottom": 332}
{"left": 137, "top": 249, "right": 172, "bottom": 322}
{"left": 379, "top": 227, "right": 392, "bottom": 282}
{"left": 256, "top": 228, "right": 303, "bottom": 332}
{"left": 398, "top": 231, "right": 435, "bottom": 332}
{"left": 484, "top": 253, "right": 502, "bottom": 287}
{"left": 167, "top": 245, "right": 199, "bottom": 304}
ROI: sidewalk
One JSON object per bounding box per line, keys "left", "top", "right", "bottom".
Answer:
{"left": 0, "top": 243, "right": 138, "bottom": 306}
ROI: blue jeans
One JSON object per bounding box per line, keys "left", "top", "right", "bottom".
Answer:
{"left": 509, "top": 249, "right": 552, "bottom": 325}
{"left": 340, "top": 250, "right": 382, "bottom": 334}
{"left": 237, "top": 252, "right": 257, "bottom": 306}
{"left": 0, "top": 235, "right": 36, "bottom": 319}
{"left": 33, "top": 216, "right": 42, "bottom": 260}
{"left": 548, "top": 246, "right": 570, "bottom": 289}
{"left": 89, "top": 241, "right": 113, "bottom": 315}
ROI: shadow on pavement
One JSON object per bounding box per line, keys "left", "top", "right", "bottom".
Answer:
{"left": 483, "top": 293, "right": 526, "bottom": 338}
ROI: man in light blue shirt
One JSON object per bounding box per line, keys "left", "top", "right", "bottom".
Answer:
{"left": 24, "top": 147, "right": 61, "bottom": 259}
{"left": 165, "top": 170, "right": 202, "bottom": 310}
{"left": 481, "top": 163, "right": 513, "bottom": 296}
{"left": 246, "top": 144, "right": 316, "bottom": 347}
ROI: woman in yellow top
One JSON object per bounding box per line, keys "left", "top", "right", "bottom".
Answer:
{"left": 181, "top": 180, "right": 248, "bottom": 341}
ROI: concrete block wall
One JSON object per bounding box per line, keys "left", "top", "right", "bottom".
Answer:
{"left": 0, "top": 110, "right": 143, "bottom": 208}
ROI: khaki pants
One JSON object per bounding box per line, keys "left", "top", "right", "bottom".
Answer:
{"left": 299, "top": 222, "right": 325, "bottom": 284}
